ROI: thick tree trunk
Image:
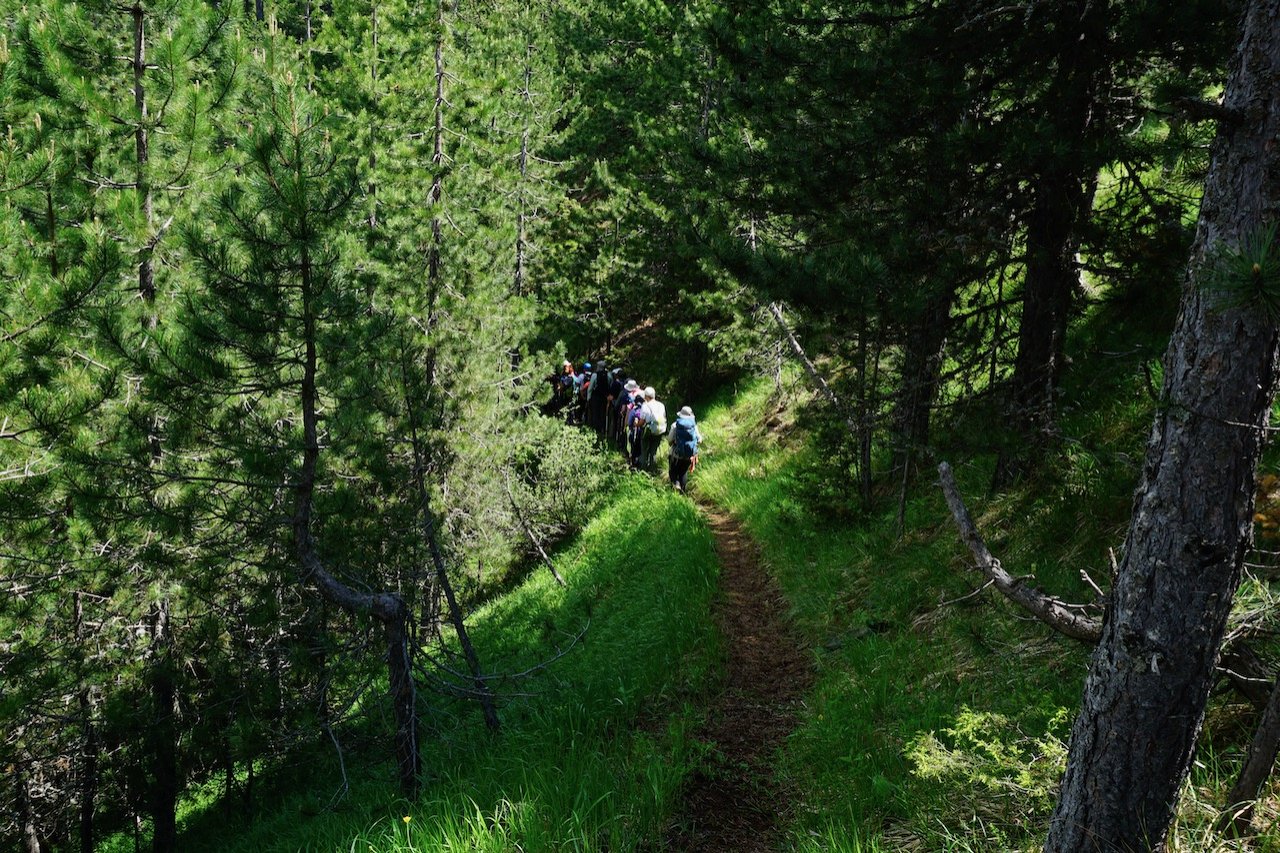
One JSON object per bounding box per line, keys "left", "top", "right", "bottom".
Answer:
{"left": 999, "top": 0, "right": 1106, "bottom": 484}
{"left": 1046, "top": 3, "right": 1280, "bottom": 850}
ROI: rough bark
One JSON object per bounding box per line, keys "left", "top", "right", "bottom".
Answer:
{"left": 1218, "top": 672, "right": 1280, "bottom": 836}
{"left": 1046, "top": 3, "right": 1280, "bottom": 849}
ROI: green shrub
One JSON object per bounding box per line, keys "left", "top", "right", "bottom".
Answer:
{"left": 906, "top": 707, "right": 1069, "bottom": 843}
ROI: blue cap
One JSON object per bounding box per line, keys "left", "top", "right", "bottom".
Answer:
{"left": 582, "top": 362, "right": 592, "bottom": 371}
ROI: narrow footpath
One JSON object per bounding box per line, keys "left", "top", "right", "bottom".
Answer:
{"left": 668, "top": 503, "right": 815, "bottom": 851}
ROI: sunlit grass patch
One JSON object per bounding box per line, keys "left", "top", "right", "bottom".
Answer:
{"left": 171, "top": 477, "right": 720, "bottom": 852}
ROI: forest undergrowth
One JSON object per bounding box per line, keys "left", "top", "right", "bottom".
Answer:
{"left": 693, "top": 332, "right": 1280, "bottom": 851}
{"left": 144, "top": 478, "right": 720, "bottom": 852}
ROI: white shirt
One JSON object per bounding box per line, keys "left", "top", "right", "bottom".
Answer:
{"left": 641, "top": 400, "right": 666, "bottom": 432}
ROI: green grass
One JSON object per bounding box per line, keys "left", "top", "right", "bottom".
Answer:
{"left": 689, "top": 356, "right": 1280, "bottom": 850}
{"left": 153, "top": 322, "right": 1280, "bottom": 852}
{"left": 164, "top": 477, "right": 720, "bottom": 852}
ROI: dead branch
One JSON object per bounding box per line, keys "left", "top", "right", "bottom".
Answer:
{"left": 1174, "top": 96, "right": 1245, "bottom": 126}
{"left": 939, "top": 461, "right": 1278, "bottom": 711}
{"left": 937, "top": 578, "right": 996, "bottom": 608}
{"left": 768, "top": 302, "right": 862, "bottom": 439}
{"left": 503, "top": 470, "right": 566, "bottom": 587}
{"left": 937, "top": 461, "right": 1103, "bottom": 642}
{"left": 1080, "top": 567, "right": 1107, "bottom": 602}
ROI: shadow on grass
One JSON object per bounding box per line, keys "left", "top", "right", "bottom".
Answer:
{"left": 166, "top": 477, "right": 721, "bottom": 853}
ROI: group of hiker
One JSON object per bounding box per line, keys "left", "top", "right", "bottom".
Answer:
{"left": 547, "top": 360, "right": 702, "bottom": 492}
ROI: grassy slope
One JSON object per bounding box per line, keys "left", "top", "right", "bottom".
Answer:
{"left": 694, "top": 356, "right": 1280, "bottom": 851}
{"left": 168, "top": 477, "right": 720, "bottom": 852}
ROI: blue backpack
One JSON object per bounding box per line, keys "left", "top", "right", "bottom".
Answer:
{"left": 672, "top": 417, "right": 698, "bottom": 458}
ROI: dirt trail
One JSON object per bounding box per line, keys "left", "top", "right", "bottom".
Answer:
{"left": 667, "top": 504, "right": 814, "bottom": 851}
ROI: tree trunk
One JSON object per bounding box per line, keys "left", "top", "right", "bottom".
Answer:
{"left": 79, "top": 686, "right": 97, "bottom": 853}
{"left": 149, "top": 602, "right": 178, "bottom": 853}
{"left": 892, "top": 282, "right": 955, "bottom": 479}
{"left": 514, "top": 42, "right": 532, "bottom": 298}
{"left": 405, "top": 364, "right": 502, "bottom": 731}
{"left": 998, "top": 0, "right": 1106, "bottom": 485}
{"left": 424, "top": 0, "right": 447, "bottom": 317}
{"left": 294, "top": 233, "right": 421, "bottom": 795}
{"left": 132, "top": 3, "right": 155, "bottom": 317}
{"left": 75, "top": 594, "right": 98, "bottom": 853}
{"left": 367, "top": 2, "right": 379, "bottom": 231}
{"left": 14, "top": 760, "right": 41, "bottom": 853}
{"left": 1046, "top": 3, "right": 1280, "bottom": 849}
{"left": 1218, "top": 672, "right": 1280, "bottom": 836}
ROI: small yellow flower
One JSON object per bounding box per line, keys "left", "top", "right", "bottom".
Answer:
{"left": 402, "top": 815, "right": 412, "bottom": 824}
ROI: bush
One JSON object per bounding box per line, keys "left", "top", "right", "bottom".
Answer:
{"left": 906, "top": 707, "right": 1069, "bottom": 846}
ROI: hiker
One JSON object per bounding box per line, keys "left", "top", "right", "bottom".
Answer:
{"left": 667, "top": 406, "right": 701, "bottom": 492}
{"left": 605, "top": 367, "right": 624, "bottom": 445}
{"left": 627, "top": 385, "right": 649, "bottom": 468}
{"left": 571, "top": 362, "right": 591, "bottom": 425}
{"left": 552, "top": 361, "right": 575, "bottom": 411}
{"left": 617, "top": 379, "right": 640, "bottom": 453}
{"left": 639, "top": 387, "right": 666, "bottom": 471}
{"left": 587, "top": 361, "right": 610, "bottom": 435}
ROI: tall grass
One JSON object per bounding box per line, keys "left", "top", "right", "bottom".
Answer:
{"left": 165, "top": 477, "right": 720, "bottom": 852}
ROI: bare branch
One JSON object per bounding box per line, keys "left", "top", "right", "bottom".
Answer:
{"left": 937, "top": 461, "right": 1103, "bottom": 642}
{"left": 1174, "top": 96, "right": 1245, "bottom": 126}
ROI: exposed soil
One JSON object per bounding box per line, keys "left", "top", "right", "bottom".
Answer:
{"left": 666, "top": 504, "right": 815, "bottom": 851}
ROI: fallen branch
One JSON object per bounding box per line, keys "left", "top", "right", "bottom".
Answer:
{"left": 939, "top": 462, "right": 1279, "bottom": 704}
{"left": 504, "top": 470, "right": 567, "bottom": 587}
{"left": 768, "top": 302, "right": 861, "bottom": 439}
{"left": 937, "top": 461, "right": 1102, "bottom": 642}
